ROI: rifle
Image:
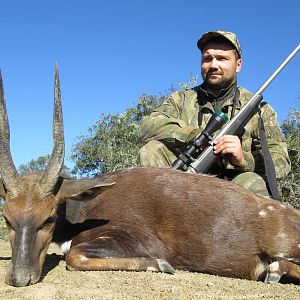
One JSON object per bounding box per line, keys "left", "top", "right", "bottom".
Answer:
{"left": 171, "top": 44, "right": 300, "bottom": 174}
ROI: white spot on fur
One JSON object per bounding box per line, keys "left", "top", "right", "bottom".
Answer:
{"left": 267, "top": 205, "right": 275, "bottom": 211}
{"left": 79, "top": 255, "right": 89, "bottom": 262}
{"left": 146, "top": 266, "right": 157, "bottom": 272}
{"left": 274, "top": 253, "right": 285, "bottom": 258}
{"left": 298, "top": 244, "right": 300, "bottom": 249}
{"left": 258, "top": 210, "right": 268, "bottom": 217}
{"left": 280, "top": 204, "right": 286, "bottom": 209}
{"left": 97, "top": 236, "right": 110, "bottom": 240}
{"left": 269, "top": 261, "right": 279, "bottom": 272}
{"left": 61, "top": 240, "right": 72, "bottom": 255}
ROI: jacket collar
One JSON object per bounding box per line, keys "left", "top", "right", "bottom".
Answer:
{"left": 194, "top": 81, "right": 241, "bottom": 111}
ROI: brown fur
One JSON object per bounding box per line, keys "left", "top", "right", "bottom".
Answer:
{"left": 2, "top": 167, "right": 300, "bottom": 286}
{"left": 4, "top": 168, "right": 300, "bottom": 283}
{"left": 60, "top": 167, "right": 300, "bottom": 282}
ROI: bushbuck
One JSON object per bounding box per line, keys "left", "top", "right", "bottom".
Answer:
{"left": 0, "top": 67, "right": 300, "bottom": 287}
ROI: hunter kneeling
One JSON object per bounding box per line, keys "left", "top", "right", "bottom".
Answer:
{"left": 138, "top": 30, "right": 291, "bottom": 198}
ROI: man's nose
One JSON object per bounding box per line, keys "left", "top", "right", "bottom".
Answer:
{"left": 209, "top": 58, "right": 219, "bottom": 68}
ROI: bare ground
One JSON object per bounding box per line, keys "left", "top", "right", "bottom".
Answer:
{"left": 0, "top": 240, "right": 299, "bottom": 300}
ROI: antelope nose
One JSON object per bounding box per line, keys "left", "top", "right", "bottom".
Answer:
{"left": 6, "top": 271, "right": 31, "bottom": 287}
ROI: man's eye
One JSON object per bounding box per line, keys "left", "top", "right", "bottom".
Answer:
{"left": 203, "top": 58, "right": 212, "bottom": 63}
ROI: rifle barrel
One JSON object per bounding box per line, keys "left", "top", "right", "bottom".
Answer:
{"left": 256, "top": 43, "right": 300, "bottom": 96}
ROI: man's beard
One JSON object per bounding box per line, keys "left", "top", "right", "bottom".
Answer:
{"left": 204, "top": 75, "right": 234, "bottom": 92}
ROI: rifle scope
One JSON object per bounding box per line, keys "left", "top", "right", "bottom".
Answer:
{"left": 171, "top": 110, "right": 228, "bottom": 170}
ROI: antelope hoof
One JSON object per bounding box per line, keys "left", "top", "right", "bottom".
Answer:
{"left": 157, "top": 259, "right": 175, "bottom": 274}
{"left": 66, "top": 264, "right": 76, "bottom": 271}
{"left": 264, "top": 272, "right": 281, "bottom": 284}
{"left": 264, "top": 261, "right": 281, "bottom": 284}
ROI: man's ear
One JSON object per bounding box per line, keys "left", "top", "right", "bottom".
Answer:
{"left": 236, "top": 58, "right": 242, "bottom": 73}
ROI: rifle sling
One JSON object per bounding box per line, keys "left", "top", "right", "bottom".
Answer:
{"left": 258, "top": 107, "right": 282, "bottom": 201}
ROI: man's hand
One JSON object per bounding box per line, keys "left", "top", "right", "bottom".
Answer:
{"left": 213, "top": 135, "right": 245, "bottom": 167}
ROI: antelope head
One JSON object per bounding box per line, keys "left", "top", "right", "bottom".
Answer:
{"left": 0, "top": 66, "right": 65, "bottom": 286}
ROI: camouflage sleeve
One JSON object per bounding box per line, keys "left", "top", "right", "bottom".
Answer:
{"left": 252, "top": 103, "right": 291, "bottom": 180}
{"left": 233, "top": 151, "right": 255, "bottom": 172}
{"left": 138, "top": 91, "right": 196, "bottom": 146}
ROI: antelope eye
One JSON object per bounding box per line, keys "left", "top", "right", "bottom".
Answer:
{"left": 39, "top": 216, "right": 57, "bottom": 231}
{"left": 3, "top": 217, "right": 12, "bottom": 229}
{"left": 47, "top": 216, "right": 57, "bottom": 225}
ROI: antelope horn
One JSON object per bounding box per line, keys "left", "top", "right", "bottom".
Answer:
{"left": 37, "top": 64, "right": 65, "bottom": 197}
{"left": 0, "top": 70, "right": 25, "bottom": 197}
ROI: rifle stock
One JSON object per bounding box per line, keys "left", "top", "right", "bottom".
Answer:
{"left": 186, "top": 44, "right": 300, "bottom": 174}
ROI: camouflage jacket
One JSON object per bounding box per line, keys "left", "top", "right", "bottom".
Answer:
{"left": 139, "top": 84, "right": 291, "bottom": 180}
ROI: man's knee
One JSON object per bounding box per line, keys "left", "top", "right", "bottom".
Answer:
{"left": 139, "top": 140, "right": 177, "bottom": 167}
{"left": 231, "top": 172, "right": 270, "bottom": 197}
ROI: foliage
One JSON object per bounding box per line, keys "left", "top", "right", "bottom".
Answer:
{"left": 71, "top": 94, "right": 166, "bottom": 177}
{"left": 18, "top": 155, "right": 49, "bottom": 174}
{"left": 280, "top": 106, "right": 300, "bottom": 208}
{"left": 18, "top": 155, "right": 74, "bottom": 178}
{"left": 70, "top": 78, "right": 199, "bottom": 177}
{"left": 179, "top": 74, "right": 199, "bottom": 90}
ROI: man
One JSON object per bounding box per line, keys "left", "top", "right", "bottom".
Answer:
{"left": 138, "top": 30, "right": 291, "bottom": 197}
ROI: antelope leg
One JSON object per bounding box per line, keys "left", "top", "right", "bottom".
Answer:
{"left": 65, "top": 241, "right": 175, "bottom": 274}
{"left": 265, "top": 260, "right": 300, "bottom": 283}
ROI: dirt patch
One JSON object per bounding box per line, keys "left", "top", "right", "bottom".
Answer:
{"left": 0, "top": 241, "right": 299, "bottom": 300}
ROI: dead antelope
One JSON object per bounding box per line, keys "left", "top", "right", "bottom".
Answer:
{"left": 0, "top": 68, "right": 300, "bottom": 287}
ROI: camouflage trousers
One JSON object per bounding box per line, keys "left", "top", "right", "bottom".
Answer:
{"left": 139, "top": 140, "right": 270, "bottom": 198}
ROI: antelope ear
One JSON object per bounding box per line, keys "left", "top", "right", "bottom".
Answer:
{"left": 58, "top": 180, "right": 116, "bottom": 202}
{"left": 66, "top": 182, "right": 115, "bottom": 201}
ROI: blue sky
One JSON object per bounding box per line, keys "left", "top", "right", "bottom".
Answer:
{"left": 1, "top": 0, "right": 299, "bottom": 169}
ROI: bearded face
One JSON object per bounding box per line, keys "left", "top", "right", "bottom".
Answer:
{"left": 201, "top": 42, "right": 242, "bottom": 92}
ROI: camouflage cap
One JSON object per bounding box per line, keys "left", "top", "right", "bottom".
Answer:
{"left": 197, "top": 30, "right": 242, "bottom": 58}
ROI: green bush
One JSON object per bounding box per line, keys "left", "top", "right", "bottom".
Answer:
{"left": 280, "top": 108, "right": 300, "bottom": 208}
{"left": 71, "top": 94, "right": 165, "bottom": 177}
